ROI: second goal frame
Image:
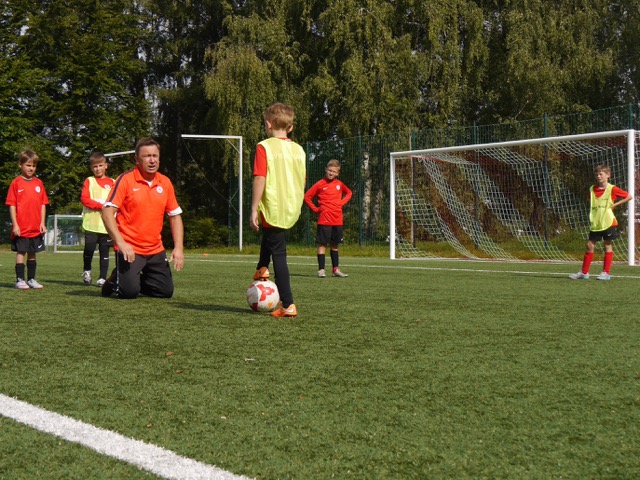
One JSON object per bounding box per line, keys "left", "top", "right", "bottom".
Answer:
{"left": 181, "top": 134, "right": 244, "bottom": 251}
{"left": 390, "top": 130, "right": 638, "bottom": 265}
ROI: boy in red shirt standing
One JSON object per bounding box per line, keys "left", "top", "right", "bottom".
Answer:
{"left": 80, "top": 152, "right": 115, "bottom": 286}
{"left": 304, "top": 159, "right": 352, "bottom": 278}
{"left": 5, "top": 149, "right": 49, "bottom": 290}
{"left": 569, "top": 164, "right": 632, "bottom": 281}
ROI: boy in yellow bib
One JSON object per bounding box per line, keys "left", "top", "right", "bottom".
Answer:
{"left": 250, "top": 103, "right": 306, "bottom": 318}
{"left": 569, "top": 165, "right": 632, "bottom": 281}
{"left": 80, "top": 152, "right": 115, "bottom": 286}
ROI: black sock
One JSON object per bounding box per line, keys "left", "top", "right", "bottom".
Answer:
{"left": 330, "top": 250, "right": 339, "bottom": 269}
{"left": 27, "top": 259, "right": 36, "bottom": 280}
{"left": 317, "top": 254, "right": 325, "bottom": 270}
{"left": 16, "top": 263, "right": 25, "bottom": 281}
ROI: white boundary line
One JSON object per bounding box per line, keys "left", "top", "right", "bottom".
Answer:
{"left": 185, "top": 256, "right": 640, "bottom": 279}
{"left": 0, "top": 394, "right": 253, "bottom": 480}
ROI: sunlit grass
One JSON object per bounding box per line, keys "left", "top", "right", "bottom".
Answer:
{"left": 1, "top": 251, "right": 639, "bottom": 479}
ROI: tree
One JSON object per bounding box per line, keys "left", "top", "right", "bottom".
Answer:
{"left": 140, "top": 0, "right": 229, "bottom": 188}
{"left": 0, "top": 0, "right": 149, "bottom": 212}
{"left": 477, "top": 0, "right": 617, "bottom": 122}
{"left": 613, "top": 0, "right": 640, "bottom": 102}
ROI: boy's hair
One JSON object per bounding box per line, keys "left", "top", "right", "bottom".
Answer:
{"left": 135, "top": 137, "right": 160, "bottom": 155}
{"left": 18, "top": 149, "right": 39, "bottom": 165}
{"left": 88, "top": 152, "right": 107, "bottom": 166}
{"left": 595, "top": 164, "right": 611, "bottom": 175}
{"left": 264, "top": 103, "right": 295, "bottom": 131}
{"left": 327, "top": 159, "right": 341, "bottom": 170}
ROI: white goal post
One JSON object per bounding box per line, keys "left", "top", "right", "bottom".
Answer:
{"left": 181, "top": 134, "right": 243, "bottom": 250}
{"left": 390, "top": 130, "right": 638, "bottom": 265}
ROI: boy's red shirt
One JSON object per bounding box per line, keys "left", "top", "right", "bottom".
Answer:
{"left": 304, "top": 177, "right": 352, "bottom": 226}
{"left": 5, "top": 176, "right": 49, "bottom": 238}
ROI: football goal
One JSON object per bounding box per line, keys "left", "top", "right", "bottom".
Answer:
{"left": 390, "top": 130, "right": 639, "bottom": 264}
{"left": 45, "top": 214, "right": 84, "bottom": 253}
{"left": 181, "top": 134, "right": 243, "bottom": 250}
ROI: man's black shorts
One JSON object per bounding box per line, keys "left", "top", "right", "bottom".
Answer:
{"left": 115, "top": 250, "right": 174, "bottom": 299}
{"left": 589, "top": 226, "right": 619, "bottom": 242}
{"left": 316, "top": 225, "right": 344, "bottom": 245}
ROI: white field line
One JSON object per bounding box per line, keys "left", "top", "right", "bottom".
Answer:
{"left": 0, "top": 394, "right": 253, "bottom": 480}
{"left": 187, "top": 256, "right": 640, "bottom": 280}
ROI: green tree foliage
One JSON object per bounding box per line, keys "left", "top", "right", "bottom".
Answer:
{"left": 0, "top": 0, "right": 149, "bottom": 212}
{"left": 205, "top": 5, "right": 307, "bottom": 151}
{"left": 140, "top": 0, "right": 228, "bottom": 186}
{"left": 478, "top": 0, "right": 617, "bottom": 121}
{"left": 613, "top": 0, "right": 640, "bottom": 102}
{"left": 2, "top": 0, "right": 639, "bottom": 224}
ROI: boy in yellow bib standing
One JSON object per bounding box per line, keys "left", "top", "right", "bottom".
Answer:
{"left": 250, "top": 103, "right": 306, "bottom": 318}
{"left": 569, "top": 164, "right": 632, "bottom": 281}
{"left": 80, "top": 152, "right": 115, "bottom": 286}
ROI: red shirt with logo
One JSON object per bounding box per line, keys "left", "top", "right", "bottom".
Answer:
{"left": 105, "top": 168, "right": 181, "bottom": 255}
{"left": 5, "top": 176, "right": 49, "bottom": 238}
{"left": 304, "top": 178, "right": 352, "bottom": 226}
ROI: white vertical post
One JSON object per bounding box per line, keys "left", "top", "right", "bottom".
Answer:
{"left": 53, "top": 215, "right": 59, "bottom": 254}
{"left": 389, "top": 153, "right": 396, "bottom": 260}
{"left": 627, "top": 130, "right": 636, "bottom": 266}
{"left": 238, "top": 136, "right": 243, "bottom": 251}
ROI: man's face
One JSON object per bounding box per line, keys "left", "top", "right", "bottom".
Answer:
{"left": 136, "top": 145, "right": 160, "bottom": 178}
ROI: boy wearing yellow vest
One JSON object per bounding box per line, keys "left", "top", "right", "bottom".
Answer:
{"left": 250, "top": 103, "right": 306, "bottom": 318}
{"left": 80, "top": 152, "right": 115, "bottom": 286}
{"left": 569, "top": 164, "right": 632, "bottom": 281}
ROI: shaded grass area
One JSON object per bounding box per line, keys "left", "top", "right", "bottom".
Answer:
{"left": 0, "top": 251, "right": 639, "bottom": 479}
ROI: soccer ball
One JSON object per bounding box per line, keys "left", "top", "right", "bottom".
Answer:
{"left": 246, "top": 280, "right": 280, "bottom": 312}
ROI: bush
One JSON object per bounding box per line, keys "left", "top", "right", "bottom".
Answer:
{"left": 162, "top": 215, "right": 228, "bottom": 249}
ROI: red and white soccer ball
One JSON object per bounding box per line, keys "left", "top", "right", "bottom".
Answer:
{"left": 246, "top": 280, "right": 280, "bottom": 312}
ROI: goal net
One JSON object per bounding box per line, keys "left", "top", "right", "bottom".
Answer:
{"left": 390, "top": 130, "right": 639, "bottom": 264}
{"left": 181, "top": 134, "right": 244, "bottom": 250}
{"left": 45, "top": 214, "right": 84, "bottom": 253}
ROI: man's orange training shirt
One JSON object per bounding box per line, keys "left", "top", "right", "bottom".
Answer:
{"left": 106, "top": 167, "right": 181, "bottom": 255}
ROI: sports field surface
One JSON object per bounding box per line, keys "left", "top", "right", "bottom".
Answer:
{"left": 1, "top": 250, "right": 638, "bottom": 479}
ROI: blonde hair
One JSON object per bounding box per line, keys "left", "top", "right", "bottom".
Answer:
{"left": 327, "top": 159, "right": 341, "bottom": 170}
{"left": 595, "top": 164, "right": 610, "bottom": 175}
{"left": 18, "top": 149, "right": 39, "bottom": 165}
{"left": 264, "top": 103, "right": 295, "bottom": 131}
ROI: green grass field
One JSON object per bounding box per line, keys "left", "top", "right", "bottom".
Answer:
{"left": 1, "top": 250, "right": 639, "bottom": 479}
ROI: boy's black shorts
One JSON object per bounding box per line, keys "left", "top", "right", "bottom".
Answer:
{"left": 84, "top": 231, "right": 113, "bottom": 247}
{"left": 11, "top": 235, "right": 45, "bottom": 253}
{"left": 316, "top": 225, "right": 344, "bottom": 245}
{"left": 589, "top": 226, "right": 618, "bottom": 242}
